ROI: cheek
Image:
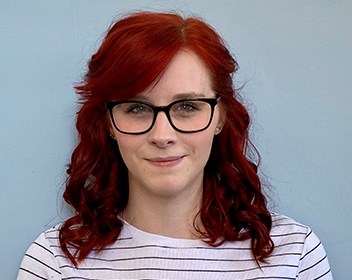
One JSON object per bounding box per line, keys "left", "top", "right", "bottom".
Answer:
{"left": 114, "top": 135, "right": 141, "bottom": 162}
{"left": 185, "top": 130, "right": 215, "bottom": 158}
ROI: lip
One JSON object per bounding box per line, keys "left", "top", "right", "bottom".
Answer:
{"left": 146, "top": 156, "right": 184, "bottom": 167}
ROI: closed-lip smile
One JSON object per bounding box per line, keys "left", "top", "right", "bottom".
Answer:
{"left": 146, "top": 156, "right": 184, "bottom": 167}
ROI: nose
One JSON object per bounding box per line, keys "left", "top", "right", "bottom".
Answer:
{"left": 147, "top": 112, "right": 177, "bottom": 148}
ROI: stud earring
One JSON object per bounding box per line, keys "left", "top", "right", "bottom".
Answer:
{"left": 215, "top": 127, "right": 222, "bottom": 135}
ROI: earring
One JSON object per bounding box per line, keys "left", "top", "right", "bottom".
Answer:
{"left": 109, "top": 133, "right": 116, "bottom": 140}
{"left": 215, "top": 127, "right": 222, "bottom": 135}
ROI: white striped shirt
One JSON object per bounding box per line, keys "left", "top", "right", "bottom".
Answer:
{"left": 18, "top": 214, "right": 333, "bottom": 279}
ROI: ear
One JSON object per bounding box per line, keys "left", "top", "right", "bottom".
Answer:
{"left": 109, "top": 131, "right": 116, "bottom": 140}
{"left": 214, "top": 106, "right": 226, "bottom": 135}
{"left": 105, "top": 113, "right": 116, "bottom": 140}
{"left": 215, "top": 127, "right": 222, "bottom": 135}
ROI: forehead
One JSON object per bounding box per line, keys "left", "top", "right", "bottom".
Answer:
{"left": 137, "top": 50, "right": 213, "bottom": 101}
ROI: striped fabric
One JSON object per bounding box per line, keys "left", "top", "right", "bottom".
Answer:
{"left": 18, "top": 214, "right": 332, "bottom": 279}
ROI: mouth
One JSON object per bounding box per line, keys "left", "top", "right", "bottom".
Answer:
{"left": 146, "top": 156, "right": 184, "bottom": 167}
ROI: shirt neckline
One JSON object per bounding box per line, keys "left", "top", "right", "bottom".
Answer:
{"left": 121, "top": 218, "right": 207, "bottom": 247}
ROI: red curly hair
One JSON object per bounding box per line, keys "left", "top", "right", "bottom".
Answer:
{"left": 60, "top": 11, "right": 273, "bottom": 266}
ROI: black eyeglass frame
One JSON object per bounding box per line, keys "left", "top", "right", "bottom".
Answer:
{"left": 106, "top": 97, "right": 221, "bottom": 135}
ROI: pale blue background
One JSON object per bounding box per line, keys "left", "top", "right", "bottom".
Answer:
{"left": 1, "top": 1, "right": 351, "bottom": 279}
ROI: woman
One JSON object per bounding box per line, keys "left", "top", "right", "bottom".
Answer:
{"left": 18, "top": 11, "right": 332, "bottom": 279}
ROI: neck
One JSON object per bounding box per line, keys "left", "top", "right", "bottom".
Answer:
{"left": 122, "top": 183, "right": 204, "bottom": 239}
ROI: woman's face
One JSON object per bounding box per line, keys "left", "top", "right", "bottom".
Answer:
{"left": 110, "top": 50, "right": 223, "bottom": 201}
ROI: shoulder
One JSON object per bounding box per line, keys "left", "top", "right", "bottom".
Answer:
{"left": 270, "top": 213, "right": 321, "bottom": 253}
{"left": 269, "top": 213, "right": 310, "bottom": 261}
{"left": 270, "top": 213, "right": 309, "bottom": 238}
{"left": 271, "top": 213, "right": 308, "bottom": 230}
{"left": 270, "top": 213, "right": 328, "bottom": 253}
{"left": 31, "top": 224, "right": 62, "bottom": 254}
{"left": 270, "top": 213, "right": 333, "bottom": 279}
{"left": 17, "top": 224, "right": 63, "bottom": 280}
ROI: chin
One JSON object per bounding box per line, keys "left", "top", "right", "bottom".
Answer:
{"left": 147, "top": 180, "right": 188, "bottom": 198}
{"left": 152, "top": 185, "right": 183, "bottom": 197}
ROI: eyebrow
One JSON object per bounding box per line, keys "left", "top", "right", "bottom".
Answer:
{"left": 173, "top": 92, "right": 207, "bottom": 99}
{"left": 134, "top": 92, "right": 207, "bottom": 101}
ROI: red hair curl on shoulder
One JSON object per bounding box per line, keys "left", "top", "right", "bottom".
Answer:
{"left": 59, "top": 11, "right": 274, "bottom": 266}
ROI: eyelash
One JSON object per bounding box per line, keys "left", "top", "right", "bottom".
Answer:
{"left": 175, "top": 102, "right": 200, "bottom": 111}
{"left": 126, "top": 104, "right": 150, "bottom": 113}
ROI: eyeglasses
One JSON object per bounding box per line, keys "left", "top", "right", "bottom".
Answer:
{"left": 106, "top": 97, "right": 220, "bottom": 135}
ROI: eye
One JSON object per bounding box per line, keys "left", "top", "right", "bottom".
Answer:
{"left": 125, "top": 103, "right": 152, "bottom": 114}
{"left": 174, "top": 101, "right": 200, "bottom": 113}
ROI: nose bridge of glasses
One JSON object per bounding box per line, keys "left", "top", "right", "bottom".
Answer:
{"left": 151, "top": 104, "right": 176, "bottom": 132}
{"left": 153, "top": 103, "right": 173, "bottom": 122}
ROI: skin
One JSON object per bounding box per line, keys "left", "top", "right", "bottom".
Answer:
{"left": 110, "top": 50, "right": 224, "bottom": 239}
